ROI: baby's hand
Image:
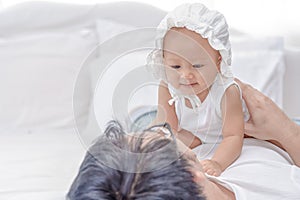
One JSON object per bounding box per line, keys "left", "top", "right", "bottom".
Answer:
{"left": 200, "top": 159, "right": 222, "bottom": 176}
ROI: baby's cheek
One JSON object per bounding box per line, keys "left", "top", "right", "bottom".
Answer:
{"left": 197, "top": 66, "right": 218, "bottom": 85}
{"left": 165, "top": 70, "right": 180, "bottom": 86}
{"left": 195, "top": 72, "right": 207, "bottom": 85}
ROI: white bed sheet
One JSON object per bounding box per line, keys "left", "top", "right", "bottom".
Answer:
{"left": 0, "top": 129, "right": 86, "bottom": 200}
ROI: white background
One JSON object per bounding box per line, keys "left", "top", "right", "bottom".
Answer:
{"left": 0, "top": 0, "right": 300, "bottom": 48}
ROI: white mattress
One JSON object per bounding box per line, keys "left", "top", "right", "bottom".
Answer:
{"left": 0, "top": 129, "right": 86, "bottom": 200}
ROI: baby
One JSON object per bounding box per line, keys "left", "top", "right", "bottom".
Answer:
{"left": 148, "top": 3, "right": 249, "bottom": 176}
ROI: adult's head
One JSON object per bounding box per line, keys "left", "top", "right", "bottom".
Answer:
{"left": 67, "top": 120, "right": 206, "bottom": 200}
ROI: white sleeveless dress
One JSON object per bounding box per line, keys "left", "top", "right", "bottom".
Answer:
{"left": 168, "top": 75, "right": 249, "bottom": 144}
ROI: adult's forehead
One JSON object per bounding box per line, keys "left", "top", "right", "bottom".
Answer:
{"left": 127, "top": 131, "right": 168, "bottom": 146}
{"left": 129, "top": 130, "right": 189, "bottom": 153}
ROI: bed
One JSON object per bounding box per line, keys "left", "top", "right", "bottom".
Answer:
{"left": 0, "top": 2, "right": 299, "bottom": 199}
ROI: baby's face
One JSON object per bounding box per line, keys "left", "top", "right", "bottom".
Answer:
{"left": 163, "top": 27, "right": 220, "bottom": 96}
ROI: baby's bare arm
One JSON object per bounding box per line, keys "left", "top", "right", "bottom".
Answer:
{"left": 177, "top": 128, "right": 202, "bottom": 149}
{"left": 151, "top": 81, "right": 202, "bottom": 148}
{"left": 150, "top": 81, "right": 178, "bottom": 128}
{"left": 202, "top": 85, "right": 244, "bottom": 176}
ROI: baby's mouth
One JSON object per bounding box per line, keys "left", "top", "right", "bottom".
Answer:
{"left": 181, "top": 83, "right": 198, "bottom": 86}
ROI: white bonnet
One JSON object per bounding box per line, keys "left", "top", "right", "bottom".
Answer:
{"left": 147, "top": 3, "right": 233, "bottom": 79}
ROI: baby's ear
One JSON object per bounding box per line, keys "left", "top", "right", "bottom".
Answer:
{"left": 217, "top": 56, "right": 222, "bottom": 63}
{"left": 217, "top": 56, "right": 222, "bottom": 71}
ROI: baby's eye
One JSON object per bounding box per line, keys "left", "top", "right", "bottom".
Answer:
{"left": 193, "top": 64, "right": 204, "bottom": 68}
{"left": 170, "top": 65, "right": 181, "bottom": 69}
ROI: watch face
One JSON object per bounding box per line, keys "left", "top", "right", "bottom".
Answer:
{"left": 130, "top": 110, "right": 157, "bottom": 132}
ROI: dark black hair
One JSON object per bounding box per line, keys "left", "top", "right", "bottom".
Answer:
{"left": 67, "top": 120, "right": 205, "bottom": 200}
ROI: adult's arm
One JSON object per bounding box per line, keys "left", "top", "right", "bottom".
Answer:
{"left": 235, "top": 78, "right": 300, "bottom": 166}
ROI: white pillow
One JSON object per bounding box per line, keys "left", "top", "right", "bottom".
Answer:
{"left": 0, "top": 2, "right": 96, "bottom": 36}
{"left": 230, "top": 34, "right": 285, "bottom": 107}
{"left": 0, "top": 13, "right": 97, "bottom": 132}
{"left": 77, "top": 20, "right": 158, "bottom": 144}
{"left": 0, "top": 1, "right": 166, "bottom": 133}
{"left": 96, "top": 19, "right": 137, "bottom": 44}
{"left": 93, "top": 49, "right": 158, "bottom": 131}
{"left": 283, "top": 48, "right": 300, "bottom": 118}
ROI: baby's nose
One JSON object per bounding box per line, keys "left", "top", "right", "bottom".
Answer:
{"left": 181, "top": 68, "right": 194, "bottom": 79}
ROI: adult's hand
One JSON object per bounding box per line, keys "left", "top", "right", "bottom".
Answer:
{"left": 235, "top": 78, "right": 300, "bottom": 166}
{"left": 235, "top": 78, "right": 290, "bottom": 141}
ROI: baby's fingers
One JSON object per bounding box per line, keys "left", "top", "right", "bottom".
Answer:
{"left": 200, "top": 160, "right": 222, "bottom": 176}
{"left": 206, "top": 168, "right": 215, "bottom": 175}
{"left": 200, "top": 160, "right": 210, "bottom": 169}
{"left": 204, "top": 167, "right": 220, "bottom": 176}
